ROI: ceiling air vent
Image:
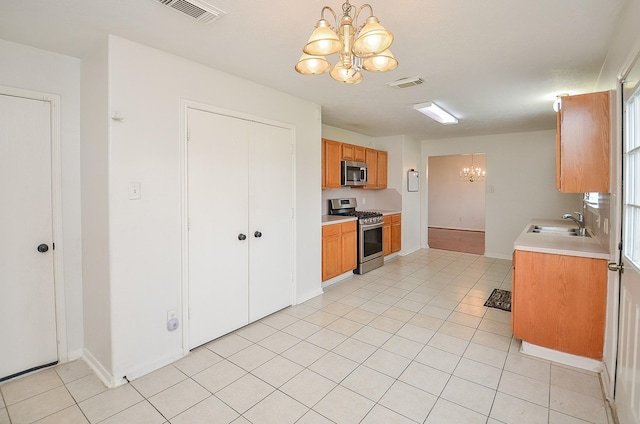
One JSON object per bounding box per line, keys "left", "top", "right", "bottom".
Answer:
{"left": 156, "top": 0, "right": 226, "bottom": 25}
{"left": 386, "top": 77, "right": 425, "bottom": 89}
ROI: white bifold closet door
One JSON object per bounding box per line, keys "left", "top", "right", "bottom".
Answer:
{"left": 187, "top": 108, "right": 293, "bottom": 349}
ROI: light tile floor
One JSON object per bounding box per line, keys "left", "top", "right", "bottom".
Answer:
{"left": 0, "top": 249, "right": 613, "bottom": 424}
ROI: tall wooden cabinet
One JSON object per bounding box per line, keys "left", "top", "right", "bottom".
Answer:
{"left": 323, "top": 138, "right": 342, "bottom": 189}
{"left": 556, "top": 91, "right": 610, "bottom": 193}
{"left": 512, "top": 250, "right": 607, "bottom": 359}
{"left": 322, "top": 221, "right": 357, "bottom": 281}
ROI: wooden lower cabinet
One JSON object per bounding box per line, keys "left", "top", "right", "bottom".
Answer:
{"left": 383, "top": 214, "right": 401, "bottom": 256}
{"left": 322, "top": 221, "right": 357, "bottom": 281}
{"left": 512, "top": 250, "right": 607, "bottom": 359}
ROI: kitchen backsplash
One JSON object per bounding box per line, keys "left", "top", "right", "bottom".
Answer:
{"left": 583, "top": 192, "right": 611, "bottom": 253}
{"left": 321, "top": 188, "right": 402, "bottom": 215}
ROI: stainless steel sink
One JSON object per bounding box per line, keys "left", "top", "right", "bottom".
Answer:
{"left": 527, "top": 225, "right": 591, "bottom": 237}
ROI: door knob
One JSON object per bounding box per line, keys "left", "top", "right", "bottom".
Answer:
{"left": 608, "top": 262, "right": 624, "bottom": 273}
{"left": 254, "top": 231, "right": 262, "bottom": 238}
{"left": 37, "top": 244, "right": 49, "bottom": 253}
{"left": 238, "top": 234, "right": 247, "bottom": 241}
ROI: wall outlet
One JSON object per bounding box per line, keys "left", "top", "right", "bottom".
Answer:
{"left": 362, "top": 197, "right": 366, "bottom": 205}
{"left": 167, "top": 310, "right": 179, "bottom": 331}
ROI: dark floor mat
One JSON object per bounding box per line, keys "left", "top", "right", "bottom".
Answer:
{"left": 484, "top": 288, "right": 512, "bottom": 312}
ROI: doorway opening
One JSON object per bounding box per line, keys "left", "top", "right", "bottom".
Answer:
{"left": 427, "top": 153, "right": 486, "bottom": 254}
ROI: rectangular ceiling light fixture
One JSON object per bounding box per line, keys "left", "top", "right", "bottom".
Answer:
{"left": 413, "top": 101, "right": 458, "bottom": 125}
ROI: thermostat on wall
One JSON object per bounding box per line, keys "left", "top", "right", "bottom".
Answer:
{"left": 408, "top": 169, "right": 419, "bottom": 192}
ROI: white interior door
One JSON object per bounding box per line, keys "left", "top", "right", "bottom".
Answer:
{"left": 615, "top": 55, "right": 640, "bottom": 423}
{"left": 247, "top": 122, "right": 293, "bottom": 322}
{"left": 0, "top": 94, "right": 57, "bottom": 381}
{"left": 187, "top": 109, "right": 249, "bottom": 349}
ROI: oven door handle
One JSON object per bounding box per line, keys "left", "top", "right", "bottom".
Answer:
{"left": 360, "top": 222, "right": 384, "bottom": 230}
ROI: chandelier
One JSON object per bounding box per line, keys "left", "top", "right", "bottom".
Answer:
{"left": 460, "top": 155, "right": 486, "bottom": 183}
{"left": 295, "top": 1, "right": 397, "bottom": 84}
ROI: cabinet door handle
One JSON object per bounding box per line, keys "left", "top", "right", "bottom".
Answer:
{"left": 238, "top": 234, "right": 247, "bottom": 241}
{"left": 37, "top": 243, "right": 49, "bottom": 253}
{"left": 254, "top": 231, "right": 262, "bottom": 238}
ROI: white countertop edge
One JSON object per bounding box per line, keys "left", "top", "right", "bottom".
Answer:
{"left": 322, "top": 215, "right": 357, "bottom": 225}
{"left": 513, "top": 219, "right": 609, "bottom": 260}
{"left": 512, "top": 243, "right": 609, "bottom": 260}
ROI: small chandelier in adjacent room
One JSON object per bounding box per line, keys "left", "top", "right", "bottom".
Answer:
{"left": 460, "top": 155, "right": 486, "bottom": 183}
{"left": 295, "top": 0, "right": 397, "bottom": 84}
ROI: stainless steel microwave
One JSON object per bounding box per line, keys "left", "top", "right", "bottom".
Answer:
{"left": 341, "top": 160, "right": 368, "bottom": 186}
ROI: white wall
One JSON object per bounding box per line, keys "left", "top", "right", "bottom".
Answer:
{"left": 428, "top": 154, "right": 486, "bottom": 231}
{"left": 80, "top": 38, "right": 113, "bottom": 378}
{"left": 422, "top": 130, "right": 582, "bottom": 259}
{"left": 0, "top": 39, "right": 84, "bottom": 359}
{"left": 82, "top": 35, "right": 322, "bottom": 384}
{"left": 374, "top": 135, "right": 423, "bottom": 255}
{"left": 400, "top": 136, "right": 422, "bottom": 254}
{"left": 322, "top": 125, "right": 375, "bottom": 147}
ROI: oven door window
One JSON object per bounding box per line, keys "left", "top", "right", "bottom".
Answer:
{"left": 362, "top": 226, "right": 383, "bottom": 258}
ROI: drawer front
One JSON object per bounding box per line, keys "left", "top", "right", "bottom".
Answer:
{"left": 391, "top": 214, "right": 401, "bottom": 223}
{"left": 322, "top": 224, "right": 341, "bottom": 237}
{"left": 341, "top": 221, "right": 356, "bottom": 232}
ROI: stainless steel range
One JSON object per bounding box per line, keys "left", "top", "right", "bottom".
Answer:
{"left": 329, "top": 198, "right": 384, "bottom": 274}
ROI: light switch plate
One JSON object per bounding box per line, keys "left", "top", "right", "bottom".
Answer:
{"left": 128, "top": 182, "right": 141, "bottom": 200}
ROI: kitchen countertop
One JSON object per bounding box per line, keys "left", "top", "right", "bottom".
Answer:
{"left": 513, "top": 219, "right": 609, "bottom": 259}
{"left": 322, "top": 215, "right": 357, "bottom": 225}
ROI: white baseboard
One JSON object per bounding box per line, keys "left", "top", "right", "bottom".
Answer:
{"left": 83, "top": 348, "right": 125, "bottom": 389}
{"left": 485, "top": 252, "right": 513, "bottom": 260}
{"left": 67, "top": 349, "right": 84, "bottom": 362}
{"left": 118, "top": 349, "right": 185, "bottom": 383}
{"left": 319, "top": 272, "right": 354, "bottom": 289}
{"left": 521, "top": 341, "right": 603, "bottom": 372}
{"left": 296, "top": 287, "right": 325, "bottom": 304}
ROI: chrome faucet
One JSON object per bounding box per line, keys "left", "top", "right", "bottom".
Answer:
{"left": 562, "top": 211, "right": 586, "bottom": 236}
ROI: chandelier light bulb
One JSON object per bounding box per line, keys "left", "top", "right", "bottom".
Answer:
{"left": 352, "top": 16, "right": 393, "bottom": 57}
{"left": 303, "top": 19, "right": 343, "bottom": 56}
{"left": 362, "top": 49, "right": 398, "bottom": 72}
{"left": 295, "top": 53, "right": 331, "bottom": 75}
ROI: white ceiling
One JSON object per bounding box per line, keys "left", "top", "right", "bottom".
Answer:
{"left": 0, "top": 0, "right": 627, "bottom": 139}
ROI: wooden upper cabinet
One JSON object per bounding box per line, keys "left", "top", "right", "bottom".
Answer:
{"left": 364, "top": 148, "right": 378, "bottom": 189}
{"left": 321, "top": 138, "right": 387, "bottom": 190}
{"left": 323, "top": 138, "right": 342, "bottom": 189}
{"left": 377, "top": 151, "right": 388, "bottom": 189}
{"left": 557, "top": 91, "right": 610, "bottom": 193}
{"left": 342, "top": 143, "right": 366, "bottom": 162}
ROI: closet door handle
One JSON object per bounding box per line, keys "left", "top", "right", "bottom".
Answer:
{"left": 238, "top": 234, "right": 247, "bottom": 241}
{"left": 254, "top": 231, "right": 262, "bottom": 238}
